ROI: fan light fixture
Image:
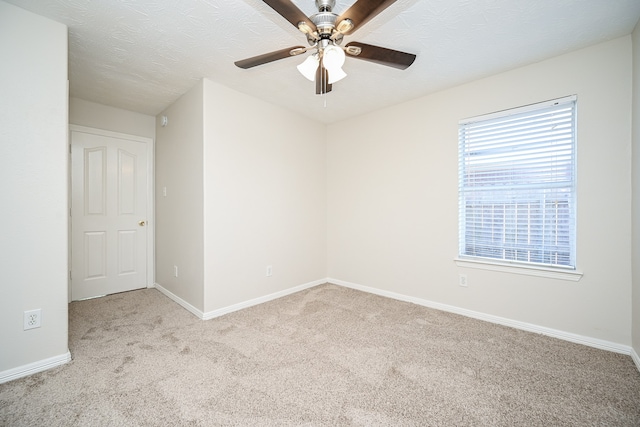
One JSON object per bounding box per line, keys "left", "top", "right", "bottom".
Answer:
{"left": 297, "top": 54, "right": 319, "bottom": 81}
{"left": 296, "top": 44, "right": 346, "bottom": 86}
{"left": 323, "top": 44, "right": 346, "bottom": 83}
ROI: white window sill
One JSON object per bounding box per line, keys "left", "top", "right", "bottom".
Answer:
{"left": 454, "top": 258, "right": 583, "bottom": 282}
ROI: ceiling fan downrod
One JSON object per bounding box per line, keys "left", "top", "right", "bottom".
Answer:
{"left": 316, "top": 0, "right": 334, "bottom": 12}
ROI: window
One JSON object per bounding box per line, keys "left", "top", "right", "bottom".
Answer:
{"left": 458, "top": 96, "right": 576, "bottom": 269}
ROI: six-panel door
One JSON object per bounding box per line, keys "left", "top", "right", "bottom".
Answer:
{"left": 71, "top": 129, "right": 148, "bottom": 300}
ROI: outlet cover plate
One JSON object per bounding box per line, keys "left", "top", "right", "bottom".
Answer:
{"left": 24, "top": 309, "right": 41, "bottom": 330}
{"left": 459, "top": 274, "right": 468, "bottom": 287}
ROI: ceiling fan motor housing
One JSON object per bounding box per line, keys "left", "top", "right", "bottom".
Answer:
{"left": 312, "top": 12, "right": 337, "bottom": 38}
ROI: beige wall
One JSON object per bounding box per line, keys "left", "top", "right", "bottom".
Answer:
{"left": 202, "top": 79, "right": 327, "bottom": 312}
{"left": 155, "top": 81, "right": 205, "bottom": 311}
{"left": 0, "top": 2, "right": 69, "bottom": 374}
{"left": 327, "top": 37, "right": 633, "bottom": 346}
{"left": 154, "top": 79, "right": 326, "bottom": 314}
{"left": 70, "top": 97, "right": 155, "bottom": 139}
{"left": 632, "top": 22, "right": 640, "bottom": 360}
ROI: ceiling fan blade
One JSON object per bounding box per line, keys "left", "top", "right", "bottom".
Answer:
{"left": 262, "top": 0, "right": 317, "bottom": 33}
{"left": 335, "top": 0, "right": 398, "bottom": 35}
{"left": 235, "top": 46, "right": 306, "bottom": 69}
{"left": 345, "top": 42, "right": 416, "bottom": 70}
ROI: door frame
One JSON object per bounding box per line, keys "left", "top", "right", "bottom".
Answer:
{"left": 68, "top": 124, "right": 155, "bottom": 301}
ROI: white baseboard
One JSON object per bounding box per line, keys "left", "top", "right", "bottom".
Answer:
{"left": 632, "top": 348, "right": 640, "bottom": 373}
{"left": 202, "top": 279, "right": 326, "bottom": 320}
{"left": 152, "top": 283, "right": 205, "bottom": 319}
{"left": 153, "top": 279, "right": 327, "bottom": 321}
{"left": 0, "top": 351, "right": 71, "bottom": 384}
{"left": 328, "top": 278, "right": 633, "bottom": 356}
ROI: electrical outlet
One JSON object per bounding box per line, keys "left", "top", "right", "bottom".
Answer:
{"left": 459, "top": 274, "right": 468, "bottom": 287}
{"left": 24, "top": 309, "right": 41, "bottom": 330}
{"left": 173, "top": 265, "right": 178, "bottom": 277}
{"left": 266, "top": 265, "right": 272, "bottom": 277}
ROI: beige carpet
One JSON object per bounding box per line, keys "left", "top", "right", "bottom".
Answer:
{"left": 1, "top": 283, "right": 639, "bottom": 426}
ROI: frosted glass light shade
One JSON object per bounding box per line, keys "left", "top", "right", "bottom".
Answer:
{"left": 328, "top": 67, "right": 346, "bottom": 84}
{"left": 323, "top": 45, "right": 345, "bottom": 68}
{"left": 297, "top": 55, "right": 319, "bottom": 81}
{"left": 323, "top": 45, "right": 347, "bottom": 84}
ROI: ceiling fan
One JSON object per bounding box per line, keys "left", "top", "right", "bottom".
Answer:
{"left": 235, "top": 0, "right": 416, "bottom": 95}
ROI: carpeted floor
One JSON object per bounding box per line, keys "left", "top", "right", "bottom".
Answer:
{"left": 1, "top": 283, "right": 639, "bottom": 426}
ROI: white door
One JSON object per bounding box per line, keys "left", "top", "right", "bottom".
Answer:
{"left": 71, "top": 127, "right": 151, "bottom": 300}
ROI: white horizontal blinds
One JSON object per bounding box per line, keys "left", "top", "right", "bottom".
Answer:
{"left": 458, "top": 97, "right": 576, "bottom": 268}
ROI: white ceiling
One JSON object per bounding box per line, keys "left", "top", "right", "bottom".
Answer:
{"left": 6, "top": 0, "right": 640, "bottom": 123}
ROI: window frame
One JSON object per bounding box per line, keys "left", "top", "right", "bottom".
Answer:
{"left": 456, "top": 95, "right": 580, "bottom": 279}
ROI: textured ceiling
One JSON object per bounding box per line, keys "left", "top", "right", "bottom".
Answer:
{"left": 5, "top": 0, "right": 640, "bottom": 123}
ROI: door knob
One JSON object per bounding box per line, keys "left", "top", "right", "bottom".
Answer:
{"left": 138, "top": 220, "right": 146, "bottom": 226}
